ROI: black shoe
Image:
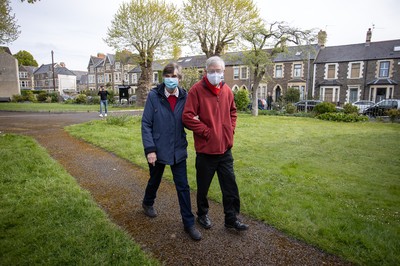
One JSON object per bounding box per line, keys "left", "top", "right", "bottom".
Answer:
{"left": 225, "top": 220, "right": 249, "bottom": 231}
{"left": 142, "top": 203, "right": 157, "bottom": 218}
{"left": 184, "top": 226, "right": 202, "bottom": 241}
{"left": 197, "top": 214, "right": 212, "bottom": 229}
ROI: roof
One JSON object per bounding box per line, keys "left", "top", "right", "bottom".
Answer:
{"left": 33, "top": 64, "right": 76, "bottom": 76}
{"left": 315, "top": 39, "right": 400, "bottom": 63}
{"left": 367, "top": 78, "right": 398, "bottom": 85}
{"left": 273, "top": 44, "right": 320, "bottom": 62}
{"left": 19, "top": 65, "right": 37, "bottom": 74}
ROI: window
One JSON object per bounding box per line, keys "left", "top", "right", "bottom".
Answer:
{"left": 350, "top": 63, "right": 361, "bottom": 78}
{"left": 349, "top": 88, "right": 358, "bottom": 103}
{"left": 153, "top": 72, "right": 158, "bottom": 83}
{"left": 20, "top": 81, "right": 29, "bottom": 88}
{"left": 293, "top": 64, "right": 302, "bottom": 77}
{"left": 105, "top": 64, "right": 111, "bottom": 71}
{"left": 124, "top": 73, "right": 129, "bottom": 82}
{"left": 379, "top": 61, "right": 389, "bottom": 77}
{"left": 114, "top": 72, "right": 121, "bottom": 82}
{"left": 233, "top": 67, "right": 239, "bottom": 80}
{"left": 105, "top": 73, "right": 112, "bottom": 83}
{"left": 132, "top": 73, "right": 138, "bottom": 84}
{"left": 327, "top": 64, "right": 336, "bottom": 79}
{"left": 88, "top": 75, "right": 95, "bottom": 84}
{"left": 19, "top": 72, "right": 28, "bottom": 78}
{"left": 115, "top": 62, "right": 121, "bottom": 70}
{"left": 240, "top": 66, "right": 248, "bottom": 79}
{"left": 275, "top": 65, "right": 283, "bottom": 78}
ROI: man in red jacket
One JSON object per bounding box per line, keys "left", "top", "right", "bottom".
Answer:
{"left": 182, "top": 56, "right": 249, "bottom": 231}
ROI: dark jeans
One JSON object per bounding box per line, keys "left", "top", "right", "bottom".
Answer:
{"left": 143, "top": 159, "right": 195, "bottom": 228}
{"left": 196, "top": 149, "right": 240, "bottom": 224}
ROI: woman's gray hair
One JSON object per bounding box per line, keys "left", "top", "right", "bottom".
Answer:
{"left": 206, "top": 56, "right": 225, "bottom": 71}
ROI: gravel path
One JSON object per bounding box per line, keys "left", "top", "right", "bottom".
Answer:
{"left": 0, "top": 111, "right": 353, "bottom": 265}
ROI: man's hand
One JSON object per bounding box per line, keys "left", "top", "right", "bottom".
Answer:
{"left": 147, "top": 152, "right": 157, "bottom": 166}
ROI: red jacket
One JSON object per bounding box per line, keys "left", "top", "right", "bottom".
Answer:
{"left": 182, "top": 77, "right": 237, "bottom": 155}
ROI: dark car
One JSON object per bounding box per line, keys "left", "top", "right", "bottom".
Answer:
{"left": 294, "top": 100, "right": 323, "bottom": 111}
{"left": 363, "top": 99, "right": 400, "bottom": 117}
{"left": 352, "top": 100, "right": 375, "bottom": 114}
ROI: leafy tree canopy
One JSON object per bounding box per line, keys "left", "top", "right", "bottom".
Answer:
{"left": 14, "top": 50, "right": 38, "bottom": 66}
{"left": 0, "top": 0, "right": 20, "bottom": 44}
{"left": 183, "top": 0, "right": 261, "bottom": 58}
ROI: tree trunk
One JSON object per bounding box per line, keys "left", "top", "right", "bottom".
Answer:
{"left": 136, "top": 63, "right": 152, "bottom": 107}
{"left": 251, "top": 74, "right": 262, "bottom": 116}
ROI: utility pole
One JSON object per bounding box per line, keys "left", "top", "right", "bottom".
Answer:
{"left": 51, "top": 50, "right": 56, "bottom": 92}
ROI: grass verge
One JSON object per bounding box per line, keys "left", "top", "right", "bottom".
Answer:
{"left": 66, "top": 114, "right": 400, "bottom": 266}
{"left": 0, "top": 102, "right": 140, "bottom": 112}
{"left": 0, "top": 133, "right": 158, "bottom": 265}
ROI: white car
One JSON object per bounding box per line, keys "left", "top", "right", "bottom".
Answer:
{"left": 352, "top": 100, "right": 375, "bottom": 113}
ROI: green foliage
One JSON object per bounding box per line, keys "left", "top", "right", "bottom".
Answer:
{"left": 13, "top": 50, "right": 38, "bottom": 66}
{"left": 74, "top": 94, "right": 87, "bottom": 104}
{"left": 313, "top": 102, "right": 336, "bottom": 115}
{"left": 106, "top": 114, "right": 131, "bottom": 126}
{"left": 343, "top": 103, "right": 358, "bottom": 114}
{"left": 36, "top": 91, "right": 49, "bottom": 102}
{"left": 0, "top": 134, "right": 158, "bottom": 265}
{"left": 0, "top": 0, "right": 20, "bottom": 44}
{"left": 11, "top": 94, "right": 24, "bottom": 102}
{"left": 387, "top": 109, "right": 400, "bottom": 122}
{"left": 234, "top": 89, "right": 250, "bottom": 111}
{"left": 285, "top": 102, "right": 296, "bottom": 114}
{"left": 284, "top": 87, "right": 300, "bottom": 103}
{"left": 181, "top": 67, "right": 200, "bottom": 91}
{"left": 316, "top": 112, "right": 369, "bottom": 122}
{"left": 20, "top": 90, "right": 36, "bottom": 102}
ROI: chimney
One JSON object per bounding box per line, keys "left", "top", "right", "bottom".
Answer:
{"left": 97, "top": 53, "right": 105, "bottom": 59}
{"left": 317, "top": 30, "right": 327, "bottom": 48}
{"left": 366, "top": 28, "right": 372, "bottom": 46}
{"left": 60, "top": 62, "right": 66, "bottom": 67}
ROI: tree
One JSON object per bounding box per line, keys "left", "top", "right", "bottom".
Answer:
{"left": 14, "top": 50, "right": 38, "bottom": 66}
{"left": 241, "top": 21, "right": 315, "bottom": 116}
{"left": 20, "top": 0, "right": 40, "bottom": 3}
{"left": 0, "top": 0, "right": 20, "bottom": 45}
{"left": 181, "top": 67, "right": 200, "bottom": 91}
{"left": 182, "top": 0, "right": 261, "bottom": 58}
{"left": 105, "top": 0, "right": 183, "bottom": 107}
{"left": 234, "top": 88, "right": 250, "bottom": 111}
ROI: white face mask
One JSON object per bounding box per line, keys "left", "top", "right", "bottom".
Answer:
{"left": 207, "top": 73, "right": 223, "bottom": 86}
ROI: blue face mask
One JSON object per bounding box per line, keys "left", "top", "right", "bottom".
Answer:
{"left": 207, "top": 73, "right": 223, "bottom": 86}
{"left": 164, "top": 77, "right": 179, "bottom": 90}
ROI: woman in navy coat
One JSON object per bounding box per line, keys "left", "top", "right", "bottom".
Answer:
{"left": 141, "top": 62, "right": 201, "bottom": 241}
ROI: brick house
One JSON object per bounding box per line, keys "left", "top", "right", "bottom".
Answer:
{"left": 314, "top": 30, "right": 400, "bottom": 105}
{"left": 33, "top": 63, "right": 77, "bottom": 95}
{"left": 19, "top": 65, "right": 37, "bottom": 90}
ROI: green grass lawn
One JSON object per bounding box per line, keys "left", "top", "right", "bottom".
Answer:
{"left": 66, "top": 114, "right": 400, "bottom": 266}
{"left": 0, "top": 134, "right": 158, "bottom": 265}
{"left": 0, "top": 102, "right": 140, "bottom": 112}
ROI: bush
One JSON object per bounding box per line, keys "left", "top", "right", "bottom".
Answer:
{"left": 386, "top": 109, "right": 400, "bottom": 122}
{"left": 316, "top": 112, "right": 369, "bottom": 122}
{"left": 284, "top": 87, "right": 300, "bottom": 103}
{"left": 313, "top": 102, "right": 337, "bottom": 115}
{"left": 343, "top": 103, "right": 358, "bottom": 114}
{"left": 11, "top": 94, "right": 24, "bottom": 102}
{"left": 22, "top": 91, "right": 36, "bottom": 102}
{"left": 234, "top": 89, "right": 250, "bottom": 111}
{"left": 37, "top": 92, "right": 49, "bottom": 102}
{"left": 75, "top": 94, "right": 88, "bottom": 104}
{"left": 285, "top": 103, "right": 296, "bottom": 114}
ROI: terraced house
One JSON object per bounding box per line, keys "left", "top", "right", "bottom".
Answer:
{"left": 84, "top": 29, "right": 399, "bottom": 106}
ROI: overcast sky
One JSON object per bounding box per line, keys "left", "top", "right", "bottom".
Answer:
{"left": 8, "top": 0, "right": 400, "bottom": 71}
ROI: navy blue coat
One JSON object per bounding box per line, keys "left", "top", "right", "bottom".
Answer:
{"left": 141, "top": 83, "right": 188, "bottom": 165}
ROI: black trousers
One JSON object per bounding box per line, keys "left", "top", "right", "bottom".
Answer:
{"left": 195, "top": 149, "right": 240, "bottom": 224}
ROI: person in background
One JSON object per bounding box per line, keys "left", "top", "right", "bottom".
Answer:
{"left": 98, "top": 85, "right": 109, "bottom": 117}
{"left": 141, "top": 62, "right": 202, "bottom": 241}
{"left": 182, "top": 56, "right": 249, "bottom": 232}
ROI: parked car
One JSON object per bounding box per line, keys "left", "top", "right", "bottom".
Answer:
{"left": 363, "top": 99, "right": 400, "bottom": 117}
{"left": 294, "top": 100, "right": 323, "bottom": 111}
{"left": 352, "top": 100, "right": 375, "bottom": 113}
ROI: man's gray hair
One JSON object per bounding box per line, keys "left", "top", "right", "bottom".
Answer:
{"left": 206, "top": 56, "right": 225, "bottom": 71}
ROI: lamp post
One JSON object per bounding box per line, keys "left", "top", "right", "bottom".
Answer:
{"left": 51, "top": 50, "right": 56, "bottom": 92}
